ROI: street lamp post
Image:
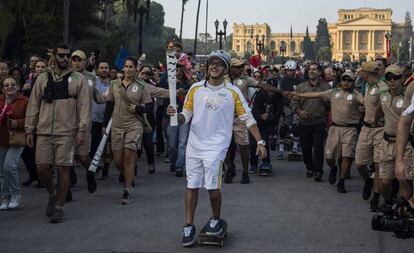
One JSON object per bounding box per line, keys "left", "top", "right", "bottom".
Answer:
{"left": 215, "top": 19, "right": 227, "bottom": 50}
{"left": 280, "top": 44, "right": 286, "bottom": 64}
{"left": 134, "top": 0, "right": 151, "bottom": 56}
{"left": 256, "top": 34, "right": 265, "bottom": 54}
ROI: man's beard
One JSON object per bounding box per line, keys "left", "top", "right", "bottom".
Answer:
{"left": 56, "top": 60, "right": 68, "bottom": 69}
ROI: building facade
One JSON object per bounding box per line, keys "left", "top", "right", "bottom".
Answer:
{"left": 232, "top": 7, "right": 413, "bottom": 62}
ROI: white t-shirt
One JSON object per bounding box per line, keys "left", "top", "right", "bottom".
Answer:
{"left": 181, "top": 80, "right": 255, "bottom": 160}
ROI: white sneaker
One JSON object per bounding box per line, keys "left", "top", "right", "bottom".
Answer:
{"left": 0, "top": 198, "right": 9, "bottom": 210}
{"left": 8, "top": 194, "right": 21, "bottom": 209}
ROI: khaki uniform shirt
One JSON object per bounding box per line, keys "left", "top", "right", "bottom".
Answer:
{"left": 402, "top": 81, "right": 414, "bottom": 135}
{"left": 108, "top": 79, "right": 152, "bottom": 131}
{"left": 380, "top": 88, "right": 404, "bottom": 136}
{"left": 145, "top": 83, "right": 169, "bottom": 98}
{"left": 231, "top": 76, "right": 258, "bottom": 100}
{"left": 320, "top": 88, "right": 364, "bottom": 125}
{"left": 25, "top": 69, "right": 91, "bottom": 136}
{"left": 363, "top": 80, "right": 387, "bottom": 124}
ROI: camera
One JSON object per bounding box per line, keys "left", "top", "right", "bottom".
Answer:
{"left": 42, "top": 83, "right": 54, "bottom": 103}
{"left": 371, "top": 198, "right": 414, "bottom": 239}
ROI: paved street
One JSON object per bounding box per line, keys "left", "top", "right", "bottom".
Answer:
{"left": 1, "top": 151, "right": 414, "bottom": 253}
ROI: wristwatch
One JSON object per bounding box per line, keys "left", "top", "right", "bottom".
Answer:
{"left": 257, "top": 140, "right": 266, "bottom": 146}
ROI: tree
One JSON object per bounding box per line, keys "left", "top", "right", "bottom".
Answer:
{"left": 314, "top": 18, "right": 331, "bottom": 61}
{"left": 0, "top": 0, "right": 177, "bottom": 66}
{"left": 193, "top": 0, "right": 201, "bottom": 56}
{"left": 316, "top": 46, "right": 331, "bottom": 62}
{"left": 179, "top": 0, "right": 189, "bottom": 41}
{"left": 303, "top": 26, "right": 315, "bottom": 60}
{"left": 401, "top": 11, "right": 412, "bottom": 62}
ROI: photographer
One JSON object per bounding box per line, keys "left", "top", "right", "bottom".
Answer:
{"left": 250, "top": 84, "right": 284, "bottom": 175}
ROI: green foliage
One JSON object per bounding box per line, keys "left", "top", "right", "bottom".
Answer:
{"left": 0, "top": 0, "right": 177, "bottom": 67}
{"left": 314, "top": 18, "right": 331, "bottom": 61}
{"left": 24, "top": 14, "right": 62, "bottom": 58}
{"left": 303, "top": 26, "right": 315, "bottom": 60}
{"left": 243, "top": 51, "right": 252, "bottom": 61}
{"left": 316, "top": 46, "right": 331, "bottom": 61}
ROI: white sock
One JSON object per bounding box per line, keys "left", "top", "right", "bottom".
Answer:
{"left": 293, "top": 141, "right": 299, "bottom": 150}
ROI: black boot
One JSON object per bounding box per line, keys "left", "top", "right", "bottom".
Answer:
{"left": 328, "top": 166, "right": 338, "bottom": 185}
{"left": 148, "top": 163, "right": 155, "bottom": 174}
{"left": 337, "top": 179, "right": 347, "bottom": 193}
{"left": 240, "top": 172, "right": 250, "bottom": 184}
{"left": 224, "top": 166, "right": 236, "bottom": 184}
{"left": 65, "top": 189, "right": 73, "bottom": 202}
{"left": 69, "top": 167, "right": 77, "bottom": 186}
{"left": 362, "top": 179, "right": 373, "bottom": 200}
{"left": 22, "top": 177, "right": 37, "bottom": 186}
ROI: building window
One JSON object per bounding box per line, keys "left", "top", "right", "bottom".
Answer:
{"left": 359, "top": 31, "right": 369, "bottom": 50}
{"left": 270, "top": 41, "right": 276, "bottom": 50}
{"left": 375, "top": 31, "right": 384, "bottom": 50}
{"left": 237, "top": 45, "right": 240, "bottom": 52}
{"left": 343, "top": 31, "right": 352, "bottom": 50}
{"left": 247, "top": 41, "right": 253, "bottom": 52}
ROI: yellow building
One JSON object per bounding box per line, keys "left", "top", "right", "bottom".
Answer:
{"left": 232, "top": 7, "right": 413, "bottom": 62}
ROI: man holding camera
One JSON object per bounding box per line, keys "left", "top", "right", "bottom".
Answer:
{"left": 25, "top": 43, "right": 91, "bottom": 223}
{"left": 378, "top": 65, "right": 413, "bottom": 211}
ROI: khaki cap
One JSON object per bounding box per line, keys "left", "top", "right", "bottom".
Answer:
{"left": 230, "top": 58, "right": 244, "bottom": 67}
{"left": 341, "top": 70, "right": 356, "bottom": 80}
{"left": 71, "top": 50, "right": 86, "bottom": 60}
{"left": 361, "top": 61, "right": 379, "bottom": 73}
{"left": 385, "top": 64, "right": 403, "bottom": 76}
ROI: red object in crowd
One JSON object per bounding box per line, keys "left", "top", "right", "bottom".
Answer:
{"left": 159, "top": 62, "right": 166, "bottom": 72}
{"left": 0, "top": 103, "right": 12, "bottom": 126}
{"left": 249, "top": 55, "right": 260, "bottom": 68}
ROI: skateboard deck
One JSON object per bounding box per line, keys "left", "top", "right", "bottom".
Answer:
{"left": 198, "top": 220, "right": 227, "bottom": 247}
{"left": 288, "top": 152, "right": 302, "bottom": 161}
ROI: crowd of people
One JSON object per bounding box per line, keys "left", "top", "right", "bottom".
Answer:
{"left": 0, "top": 41, "right": 414, "bottom": 246}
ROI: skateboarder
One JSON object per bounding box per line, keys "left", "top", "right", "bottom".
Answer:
{"left": 167, "top": 50, "right": 267, "bottom": 247}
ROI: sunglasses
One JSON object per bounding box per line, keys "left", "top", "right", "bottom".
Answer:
{"left": 208, "top": 60, "right": 225, "bottom": 68}
{"left": 385, "top": 74, "right": 402, "bottom": 81}
{"left": 342, "top": 77, "right": 354, "bottom": 82}
{"left": 141, "top": 71, "right": 153, "bottom": 76}
{"left": 56, "top": 53, "right": 71, "bottom": 59}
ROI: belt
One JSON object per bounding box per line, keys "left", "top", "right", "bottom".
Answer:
{"left": 332, "top": 122, "right": 359, "bottom": 128}
{"left": 383, "top": 132, "right": 396, "bottom": 143}
{"left": 363, "top": 121, "right": 383, "bottom": 128}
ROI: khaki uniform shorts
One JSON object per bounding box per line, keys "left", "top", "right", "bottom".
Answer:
{"left": 36, "top": 135, "right": 75, "bottom": 166}
{"left": 355, "top": 126, "right": 383, "bottom": 165}
{"left": 325, "top": 126, "right": 357, "bottom": 160}
{"left": 379, "top": 140, "right": 413, "bottom": 179}
{"left": 75, "top": 132, "right": 91, "bottom": 156}
{"left": 233, "top": 118, "right": 249, "bottom": 146}
{"left": 111, "top": 127, "right": 143, "bottom": 151}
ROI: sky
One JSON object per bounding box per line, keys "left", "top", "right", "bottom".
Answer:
{"left": 154, "top": 0, "right": 414, "bottom": 39}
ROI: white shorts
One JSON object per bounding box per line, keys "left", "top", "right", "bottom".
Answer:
{"left": 186, "top": 157, "right": 223, "bottom": 190}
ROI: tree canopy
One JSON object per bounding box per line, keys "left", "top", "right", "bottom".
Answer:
{"left": 0, "top": 0, "right": 177, "bottom": 66}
